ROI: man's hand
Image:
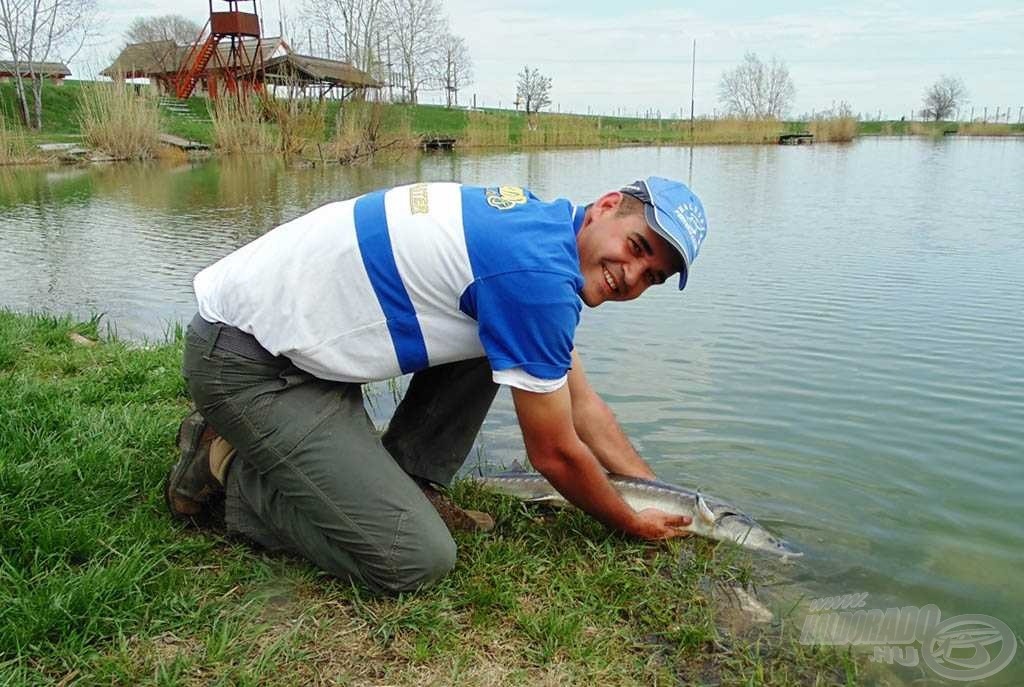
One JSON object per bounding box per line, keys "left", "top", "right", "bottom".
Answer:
{"left": 512, "top": 384, "right": 693, "bottom": 541}
{"left": 631, "top": 508, "right": 693, "bottom": 540}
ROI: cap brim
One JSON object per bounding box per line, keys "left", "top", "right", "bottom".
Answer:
{"left": 643, "top": 203, "right": 690, "bottom": 290}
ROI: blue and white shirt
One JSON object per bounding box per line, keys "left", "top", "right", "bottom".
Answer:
{"left": 194, "top": 182, "right": 586, "bottom": 392}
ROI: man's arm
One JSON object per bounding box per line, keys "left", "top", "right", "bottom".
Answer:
{"left": 511, "top": 383, "right": 690, "bottom": 540}
{"left": 566, "top": 350, "right": 656, "bottom": 479}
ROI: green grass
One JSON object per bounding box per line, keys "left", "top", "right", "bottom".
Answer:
{"left": 5, "top": 80, "right": 1022, "bottom": 159}
{"left": 0, "top": 309, "right": 861, "bottom": 685}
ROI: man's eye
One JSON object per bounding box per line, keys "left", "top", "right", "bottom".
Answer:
{"left": 629, "top": 240, "right": 641, "bottom": 256}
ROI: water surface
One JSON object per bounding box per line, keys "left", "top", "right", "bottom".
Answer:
{"left": 3, "top": 140, "right": 1022, "bottom": 680}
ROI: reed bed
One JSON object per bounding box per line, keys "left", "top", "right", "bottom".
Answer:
{"left": 210, "top": 95, "right": 276, "bottom": 154}
{"left": 77, "top": 81, "right": 161, "bottom": 159}
{"left": 520, "top": 114, "right": 601, "bottom": 146}
{"left": 808, "top": 116, "right": 858, "bottom": 142}
{"left": 908, "top": 121, "right": 947, "bottom": 138}
{"left": 264, "top": 95, "right": 327, "bottom": 157}
{"left": 957, "top": 122, "right": 1019, "bottom": 136}
{"left": 688, "top": 117, "right": 784, "bottom": 144}
{"left": 0, "top": 113, "right": 38, "bottom": 165}
{"left": 462, "top": 110, "right": 511, "bottom": 146}
{"left": 326, "top": 101, "right": 415, "bottom": 163}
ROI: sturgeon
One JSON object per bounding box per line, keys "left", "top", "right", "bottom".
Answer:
{"left": 473, "top": 463, "right": 801, "bottom": 558}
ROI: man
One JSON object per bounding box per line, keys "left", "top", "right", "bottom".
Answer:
{"left": 166, "top": 176, "right": 709, "bottom": 594}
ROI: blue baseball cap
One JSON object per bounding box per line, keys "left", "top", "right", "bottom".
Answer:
{"left": 620, "top": 176, "right": 708, "bottom": 290}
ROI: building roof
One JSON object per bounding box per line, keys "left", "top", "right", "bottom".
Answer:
{"left": 261, "top": 53, "right": 381, "bottom": 88}
{"left": 101, "top": 37, "right": 380, "bottom": 90}
{"left": 0, "top": 61, "right": 71, "bottom": 76}
{"left": 101, "top": 37, "right": 289, "bottom": 78}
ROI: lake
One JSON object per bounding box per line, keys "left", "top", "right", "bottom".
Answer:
{"left": 3, "top": 138, "right": 1022, "bottom": 681}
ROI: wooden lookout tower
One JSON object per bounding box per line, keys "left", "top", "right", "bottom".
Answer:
{"left": 174, "top": 0, "right": 264, "bottom": 99}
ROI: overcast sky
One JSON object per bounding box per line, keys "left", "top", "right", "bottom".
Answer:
{"left": 78, "top": 1, "right": 1024, "bottom": 120}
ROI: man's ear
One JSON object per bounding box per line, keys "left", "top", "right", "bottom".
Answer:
{"left": 590, "top": 190, "right": 624, "bottom": 218}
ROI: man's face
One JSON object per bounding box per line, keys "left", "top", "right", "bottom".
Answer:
{"left": 576, "top": 191, "right": 683, "bottom": 307}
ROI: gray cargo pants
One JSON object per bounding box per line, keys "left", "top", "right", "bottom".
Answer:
{"left": 181, "top": 315, "right": 498, "bottom": 593}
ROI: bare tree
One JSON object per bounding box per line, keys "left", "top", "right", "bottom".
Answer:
{"left": 305, "top": 0, "right": 382, "bottom": 76}
{"left": 0, "top": 0, "right": 95, "bottom": 129}
{"left": 121, "top": 14, "right": 200, "bottom": 74}
{"left": 515, "top": 65, "right": 550, "bottom": 115}
{"left": 718, "top": 52, "right": 795, "bottom": 119}
{"left": 383, "top": 0, "right": 442, "bottom": 103}
{"left": 431, "top": 30, "right": 470, "bottom": 108}
{"left": 922, "top": 75, "right": 967, "bottom": 121}
{"left": 125, "top": 14, "right": 200, "bottom": 45}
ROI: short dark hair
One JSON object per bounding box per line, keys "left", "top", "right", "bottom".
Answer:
{"left": 615, "top": 192, "right": 645, "bottom": 218}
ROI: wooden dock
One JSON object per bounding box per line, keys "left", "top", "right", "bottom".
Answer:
{"left": 421, "top": 137, "right": 456, "bottom": 151}
{"left": 779, "top": 133, "right": 814, "bottom": 145}
{"left": 158, "top": 133, "right": 210, "bottom": 151}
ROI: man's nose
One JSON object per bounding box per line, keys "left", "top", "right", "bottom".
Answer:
{"left": 623, "top": 259, "right": 644, "bottom": 289}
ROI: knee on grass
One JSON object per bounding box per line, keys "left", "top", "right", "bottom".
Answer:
{"left": 371, "top": 529, "right": 457, "bottom": 594}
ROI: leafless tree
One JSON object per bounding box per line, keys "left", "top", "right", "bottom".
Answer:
{"left": 718, "top": 52, "right": 795, "bottom": 119}
{"left": 305, "top": 0, "right": 382, "bottom": 77}
{"left": 125, "top": 14, "right": 200, "bottom": 45}
{"left": 515, "top": 65, "right": 550, "bottom": 115}
{"left": 431, "top": 30, "right": 470, "bottom": 108}
{"left": 0, "top": 0, "right": 95, "bottom": 129}
{"left": 383, "top": 0, "right": 442, "bottom": 103}
{"left": 121, "top": 14, "right": 200, "bottom": 74}
{"left": 922, "top": 75, "right": 967, "bottom": 121}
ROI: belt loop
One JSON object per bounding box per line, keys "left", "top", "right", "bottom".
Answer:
{"left": 202, "top": 323, "right": 223, "bottom": 361}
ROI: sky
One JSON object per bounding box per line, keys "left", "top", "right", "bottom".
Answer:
{"left": 76, "top": 1, "right": 1024, "bottom": 120}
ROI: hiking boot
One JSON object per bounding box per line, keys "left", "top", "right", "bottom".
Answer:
{"left": 419, "top": 483, "right": 495, "bottom": 533}
{"left": 165, "top": 410, "right": 228, "bottom": 523}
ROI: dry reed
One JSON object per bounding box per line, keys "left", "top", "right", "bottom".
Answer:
{"left": 520, "top": 114, "right": 601, "bottom": 146}
{"left": 0, "top": 113, "right": 38, "bottom": 165}
{"left": 327, "top": 101, "right": 415, "bottom": 163}
{"left": 264, "top": 95, "right": 327, "bottom": 156}
{"left": 808, "top": 117, "right": 858, "bottom": 142}
{"left": 462, "top": 110, "right": 511, "bottom": 146}
{"left": 210, "top": 95, "right": 276, "bottom": 154}
{"left": 908, "top": 121, "right": 946, "bottom": 137}
{"left": 957, "top": 122, "right": 1018, "bottom": 136}
{"left": 688, "top": 117, "right": 784, "bottom": 144}
{"left": 77, "top": 80, "right": 161, "bottom": 159}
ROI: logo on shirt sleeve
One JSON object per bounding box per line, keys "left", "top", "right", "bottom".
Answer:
{"left": 486, "top": 186, "right": 528, "bottom": 210}
{"left": 409, "top": 184, "right": 430, "bottom": 214}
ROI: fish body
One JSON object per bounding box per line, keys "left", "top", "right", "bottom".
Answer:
{"left": 472, "top": 465, "right": 801, "bottom": 558}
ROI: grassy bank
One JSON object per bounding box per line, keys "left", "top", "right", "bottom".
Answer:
{"left": 0, "top": 310, "right": 858, "bottom": 685}
{"left": 4, "top": 80, "right": 1021, "bottom": 165}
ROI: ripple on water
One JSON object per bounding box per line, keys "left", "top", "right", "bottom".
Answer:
{"left": 1, "top": 141, "right": 1023, "bottom": 641}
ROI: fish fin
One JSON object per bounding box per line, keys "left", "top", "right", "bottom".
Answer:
{"left": 696, "top": 492, "right": 717, "bottom": 526}
{"left": 524, "top": 494, "right": 561, "bottom": 503}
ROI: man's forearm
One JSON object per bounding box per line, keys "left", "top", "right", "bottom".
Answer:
{"left": 574, "top": 395, "right": 656, "bottom": 479}
{"left": 531, "top": 437, "right": 642, "bottom": 535}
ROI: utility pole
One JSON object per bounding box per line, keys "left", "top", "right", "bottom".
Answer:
{"left": 689, "top": 39, "right": 696, "bottom": 141}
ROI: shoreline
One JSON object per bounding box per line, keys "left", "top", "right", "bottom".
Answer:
{"left": 0, "top": 309, "right": 859, "bottom": 685}
{"left": 4, "top": 81, "right": 1022, "bottom": 168}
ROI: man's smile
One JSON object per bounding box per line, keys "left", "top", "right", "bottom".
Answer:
{"left": 602, "top": 263, "right": 620, "bottom": 295}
